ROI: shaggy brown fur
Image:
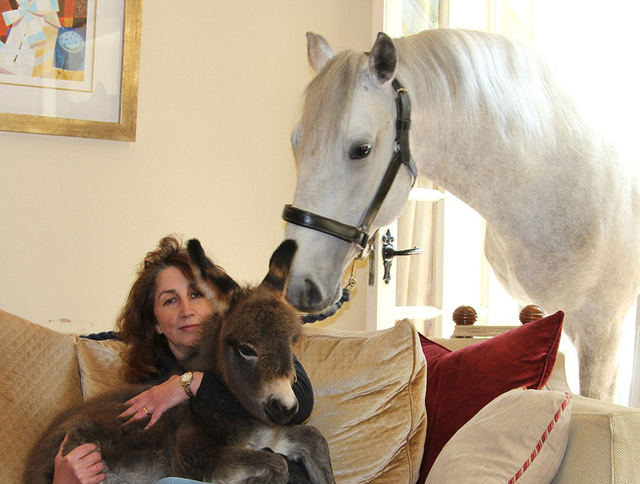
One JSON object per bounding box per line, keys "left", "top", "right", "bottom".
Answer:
{"left": 24, "top": 239, "right": 335, "bottom": 484}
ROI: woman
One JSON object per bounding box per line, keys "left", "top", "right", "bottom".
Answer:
{"left": 53, "top": 235, "right": 313, "bottom": 484}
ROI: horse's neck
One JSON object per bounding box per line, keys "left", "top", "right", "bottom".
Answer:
{"left": 402, "top": 80, "right": 527, "bottom": 216}
{"left": 395, "top": 32, "right": 585, "bottom": 219}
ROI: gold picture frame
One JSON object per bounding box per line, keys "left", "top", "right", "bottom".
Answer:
{"left": 0, "top": 0, "right": 142, "bottom": 142}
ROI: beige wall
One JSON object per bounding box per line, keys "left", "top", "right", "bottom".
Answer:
{"left": 0, "top": 0, "right": 374, "bottom": 333}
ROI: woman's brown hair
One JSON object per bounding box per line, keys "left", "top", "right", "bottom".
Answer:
{"left": 116, "top": 235, "right": 195, "bottom": 383}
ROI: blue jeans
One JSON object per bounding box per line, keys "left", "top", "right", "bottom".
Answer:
{"left": 156, "top": 479, "right": 206, "bottom": 484}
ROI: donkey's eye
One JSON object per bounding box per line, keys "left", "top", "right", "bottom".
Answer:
{"left": 350, "top": 143, "right": 372, "bottom": 160}
{"left": 238, "top": 344, "right": 258, "bottom": 358}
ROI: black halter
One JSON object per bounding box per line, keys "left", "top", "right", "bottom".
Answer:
{"left": 282, "top": 79, "right": 418, "bottom": 255}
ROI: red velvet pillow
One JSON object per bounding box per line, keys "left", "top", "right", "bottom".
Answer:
{"left": 418, "top": 311, "right": 564, "bottom": 483}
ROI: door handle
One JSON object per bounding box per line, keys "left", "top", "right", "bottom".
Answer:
{"left": 382, "top": 245, "right": 423, "bottom": 260}
{"left": 381, "top": 229, "right": 423, "bottom": 284}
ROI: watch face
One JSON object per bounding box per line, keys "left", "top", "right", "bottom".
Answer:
{"left": 181, "top": 373, "right": 191, "bottom": 383}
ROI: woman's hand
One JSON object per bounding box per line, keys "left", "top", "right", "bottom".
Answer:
{"left": 53, "top": 435, "right": 105, "bottom": 484}
{"left": 118, "top": 371, "right": 203, "bottom": 428}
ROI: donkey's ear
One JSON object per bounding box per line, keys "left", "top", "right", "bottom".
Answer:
{"left": 187, "top": 239, "right": 240, "bottom": 303}
{"left": 260, "top": 240, "right": 298, "bottom": 295}
{"left": 307, "top": 32, "right": 334, "bottom": 74}
{"left": 368, "top": 32, "right": 397, "bottom": 85}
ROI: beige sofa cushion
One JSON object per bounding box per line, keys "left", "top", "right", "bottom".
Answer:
{"left": 0, "top": 311, "right": 425, "bottom": 484}
{"left": 294, "top": 319, "right": 427, "bottom": 484}
{"left": 0, "top": 310, "right": 83, "bottom": 484}
{"left": 76, "top": 337, "right": 128, "bottom": 399}
{"left": 72, "top": 319, "right": 428, "bottom": 483}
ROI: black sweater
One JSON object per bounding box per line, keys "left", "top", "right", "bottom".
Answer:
{"left": 82, "top": 331, "right": 314, "bottom": 424}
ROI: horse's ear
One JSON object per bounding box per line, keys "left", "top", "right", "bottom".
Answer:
{"left": 260, "top": 240, "right": 298, "bottom": 295}
{"left": 187, "top": 239, "right": 240, "bottom": 304}
{"left": 368, "top": 32, "right": 397, "bottom": 85}
{"left": 307, "top": 32, "right": 334, "bottom": 74}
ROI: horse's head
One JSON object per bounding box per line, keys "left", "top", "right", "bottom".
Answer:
{"left": 187, "top": 238, "right": 302, "bottom": 425}
{"left": 285, "top": 32, "right": 414, "bottom": 313}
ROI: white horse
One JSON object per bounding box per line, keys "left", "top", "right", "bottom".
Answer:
{"left": 283, "top": 29, "right": 640, "bottom": 402}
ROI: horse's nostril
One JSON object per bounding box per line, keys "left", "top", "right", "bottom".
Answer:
{"left": 304, "top": 278, "right": 323, "bottom": 309}
{"left": 266, "top": 397, "right": 299, "bottom": 425}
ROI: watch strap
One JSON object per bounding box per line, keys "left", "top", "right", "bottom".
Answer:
{"left": 181, "top": 371, "right": 194, "bottom": 399}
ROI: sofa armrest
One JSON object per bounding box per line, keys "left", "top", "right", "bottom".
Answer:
{"left": 0, "top": 309, "right": 84, "bottom": 484}
{"left": 552, "top": 395, "right": 640, "bottom": 484}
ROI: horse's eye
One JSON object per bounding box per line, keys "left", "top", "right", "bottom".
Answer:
{"left": 238, "top": 344, "right": 258, "bottom": 358}
{"left": 350, "top": 143, "right": 372, "bottom": 160}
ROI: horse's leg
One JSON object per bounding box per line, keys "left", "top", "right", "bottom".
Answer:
{"left": 563, "top": 303, "right": 625, "bottom": 402}
{"left": 271, "top": 425, "right": 335, "bottom": 484}
{"left": 484, "top": 225, "right": 636, "bottom": 402}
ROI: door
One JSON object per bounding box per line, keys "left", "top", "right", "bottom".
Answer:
{"left": 366, "top": 0, "right": 448, "bottom": 333}
{"left": 366, "top": 182, "right": 445, "bottom": 332}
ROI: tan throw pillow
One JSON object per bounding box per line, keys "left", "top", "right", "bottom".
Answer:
{"left": 76, "top": 337, "right": 128, "bottom": 399}
{"left": 293, "top": 319, "right": 427, "bottom": 484}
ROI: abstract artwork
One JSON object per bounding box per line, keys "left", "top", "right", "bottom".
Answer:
{"left": 0, "top": 0, "right": 142, "bottom": 141}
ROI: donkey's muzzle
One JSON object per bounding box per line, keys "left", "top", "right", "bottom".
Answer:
{"left": 265, "top": 396, "right": 299, "bottom": 425}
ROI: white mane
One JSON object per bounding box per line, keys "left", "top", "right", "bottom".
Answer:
{"left": 395, "top": 29, "right": 592, "bottom": 164}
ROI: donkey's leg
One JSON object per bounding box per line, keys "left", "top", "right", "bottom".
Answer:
{"left": 170, "top": 431, "right": 289, "bottom": 484}
{"left": 22, "top": 428, "right": 67, "bottom": 484}
{"left": 272, "top": 425, "right": 335, "bottom": 484}
{"left": 207, "top": 448, "right": 289, "bottom": 484}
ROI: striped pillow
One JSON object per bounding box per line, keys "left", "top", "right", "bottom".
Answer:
{"left": 425, "top": 388, "right": 572, "bottom": 484}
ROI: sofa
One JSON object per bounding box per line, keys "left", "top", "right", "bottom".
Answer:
{"left": 1, "top": 308, "right": 639, "bottom": 484}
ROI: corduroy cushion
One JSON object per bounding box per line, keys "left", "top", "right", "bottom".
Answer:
{"left": 76, "top": 337, "right": 128, "bottom": 399}
{"left": 294, "top": 319, "right": 427, "bottom": 484}
{"left": 425, "top": 388, "right": 572, "bottom": 483}
{"left": 0, "top": 310, "right": 84, "bottom": 484}
{"left": 418, "top": 311, "right": 564, "bottom": 482}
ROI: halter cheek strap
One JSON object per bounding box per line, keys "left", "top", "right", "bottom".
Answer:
{"left": 283, "top": 79, "right": 417, "bottom": 252}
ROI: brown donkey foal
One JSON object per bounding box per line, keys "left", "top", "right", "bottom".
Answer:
{"left": 25, "top": 239, "right": 335, "bottom": 484}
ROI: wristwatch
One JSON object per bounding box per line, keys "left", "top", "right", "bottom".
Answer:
{"left": 180, "top": 371, "right": 194, "bottom": 399}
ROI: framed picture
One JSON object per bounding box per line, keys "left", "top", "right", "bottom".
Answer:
{"left": 0, "top": 0, "right": 142, "bottom": 141}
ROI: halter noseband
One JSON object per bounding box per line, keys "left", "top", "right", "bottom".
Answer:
{"left": 282, "top": 79, "right": 417, "bottom": 255}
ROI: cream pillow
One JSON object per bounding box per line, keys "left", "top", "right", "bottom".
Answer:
{"left": 76, "top": 337, "right": 128, "bottom": 399}
{"left": 293, "top": 319, "right": 427, "bottom": 484}
{"left": 425, "top": 388, "right": 572, "bottom": 484}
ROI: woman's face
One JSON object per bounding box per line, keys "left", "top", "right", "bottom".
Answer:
{"left": 153, "top": 266, "right": 213, "bottom": 363}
